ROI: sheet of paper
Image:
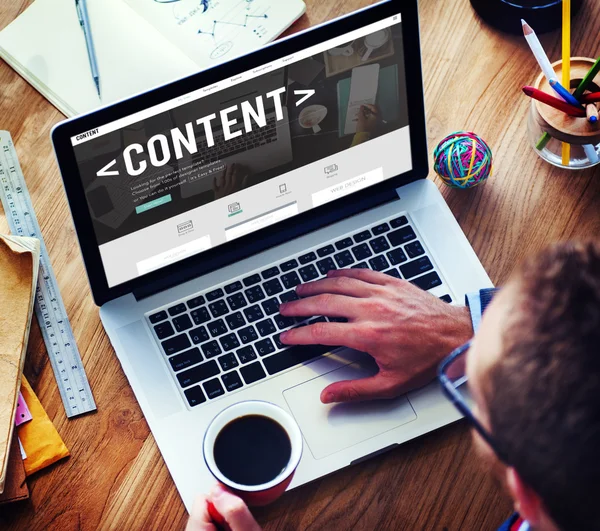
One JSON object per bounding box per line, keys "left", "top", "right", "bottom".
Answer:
{"left": 18, "top": 438, "right": 26, "bottom": 460}
{"left": 124, "top": 0, "right": 305, "bottom": 68}
{"left": 344, "top": 64, "right": 380, "bottom": 135}
{"left": 0, "top": 0, "right": 198, "bottom": 116}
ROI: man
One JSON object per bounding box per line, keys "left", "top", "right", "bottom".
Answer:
{"left": 187, "top": 241, "right": 600, "bottom": 531}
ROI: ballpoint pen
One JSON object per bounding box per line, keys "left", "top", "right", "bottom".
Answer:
{"left": 75, "top": 0, "right": 101, "bottom": 98}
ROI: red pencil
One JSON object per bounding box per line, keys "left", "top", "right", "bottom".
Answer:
{"left": 522, "top": 86, "right": 586, "bottom": 117}
{"left": 580, "top": 92, "right": 600, "bottom": 104}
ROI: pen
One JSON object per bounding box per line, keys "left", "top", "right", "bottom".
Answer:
{"left": 522, "top": 86, "right": 586, "bottom": 117}
{"left": 549, "top": 79, "right": 581, "bottom": 108}
{"left": 75, "top": 0, "right": 101, "bottom": 98}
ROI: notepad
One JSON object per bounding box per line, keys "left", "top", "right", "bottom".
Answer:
{"left": 0, "top": 235, "right": 40, "bottom": 494}
{"left": 0, "top": 0, "right": 305, "bottom": 117}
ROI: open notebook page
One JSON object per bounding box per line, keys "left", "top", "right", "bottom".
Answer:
{"left": 0, "top": 0, "right": 198, "bottom": 117}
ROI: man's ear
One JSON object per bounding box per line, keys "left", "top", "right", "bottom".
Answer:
{"left": 505, "top": 467, "right": 543, "bottom": 526}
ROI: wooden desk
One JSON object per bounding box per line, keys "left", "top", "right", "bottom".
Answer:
{"left": 1, "top": 1, "right": 599, "bottom": 529}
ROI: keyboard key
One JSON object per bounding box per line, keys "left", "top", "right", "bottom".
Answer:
{"left": 209, "top": 299, "right": 229, "bottom": 318}
{"left": 400, "top": 257, "right": 434, "bottom": 279}
{"left": 388, "top": 226, "right": 417, "bottom": 247}
{"left": 273, "top": 333, "right": 285, "bottom": 350}
{"left": 369, "top": 255, "right": 390, "bottom": 272}
{"left": 227, "top": 292, "right": 247, "bottom": 310}
{"left": 280, "top": 259, "right": 298, "bottom": 272}
{"left": 201, "top": 340, "right": 222, "bottom": 358}
{"left": 440, "top": 294, "right": 453, "bottom": 303}
{"left": 207, "top": 319, "right": 228, "bottom": 337}
{"left": 243, "top": 274, "right": 261, "bottom": 287}
{"left": 203, "top": 378, "right": 225, "bottom": 399}
{"left": 206, "top": 288, "right": 224, "bottom": 302}
{"left": 405, "top": 240, "right": 425, "bottom": 258}
{"left": 411, "top": 271, "right": 442, "bottom": 291}
{"left": 218, "top": 352, "right": 239, "bottom": 371}
{"left": 281, "top": 271, "right": 301, "bottom": 289}
{"left": 387, "top": 248, "right": 408, "bottom": 265}
{"left": 225, "top": 311, "right": 246, "bottom": 330}
{"left": 384, "top": 268, "right": 402, "bottom": 279}
{"left": 149, "top": 310, "right": 168, "bottom": 324}
{"left": 245, "top": 285, "right": 266, "bottom": 303}
{"left": 308, "top": 316, "right": 327, "bottom": 325}
{"left": 238, "top": 325, "right": 258, "bottom": 344}
{"left": 189, "top": 326, "right": 210, "bottom": 344}
{"left": 177, "top": 360, "right": 220, "bottom": 387}
{"left": 352, "top": 262, "right": 369, "bottom": 269}
{"left": 263, "top": 344, "right": 332, "bottom": 375}
{"left": 372, "top": 222, "right": 390, "bottom": 235}
{"left": 261, "top": 266, "right": 280, "bottom": 279}
{"left": 298, "top": 252, "right": 316, "bottom": 265}
{"left": 186, "top": 295, "right": 205, "bottom": 309}
{"left": 280, "top": 291, "right": 299, "bottom": 303}
{"left": 173, "top": 314, "right": 193, "bottom": 333}
{"left": 240, "top": 362, "right": 266, "bottom": 384}
{"left": 275, "top": 314, "right": 295, "bottom": 330}
{"left": 262, "top": 297, "right": 280, "bottom": 315}
{"left": 334, "top": 237, "right": 354, "bottom": 250}
{"left": 369, "top": 236, "right": 390, "bottom": 254}
{"left": 390, "top": 215, "right": 408, "bottom": 228}
{"left": 222, "top": 371, "right": 243, "bottom": 392}
{"left": 299, "top": 264, "right": 319, "bottom": 282}
{"left": 167, "top": 303, "right": 186, "bottom": 317}
{"left": 224, "top": 281, "right": 243, "bottom": 294}
{"left": 153, "top": 321, "right": 174, "bottom": 340}
{"left": 169, "top": 347, "right": 203, "bottom": 372}
{"left": 237, "top": 345, "right": 258, "bottom": 364}
{"left": 219, "top": 333, "right": 240, "bottom": 352}
{"left": 162, "top": 334, "right": 191, "bottom": 356}
{"left": 255, "top": 338, "right": 275, "bottom": 357}
{"left": 352, "top": 243, "right": 373, "bottom": 261}
{"left": 334, "top": 250, "right": 355, "bottom": 268}
{"left": 184, "top": 386, "right": 206, "bottom": 407}
{"left": 263, "top": 278, "right": 283, "bottom": 296}
{"left": 256, "top": 318, "right": 277, "bottom": 337}
{"left": 328, "top": 317, "right": 348, "bottom": 323}
{"left": 316, "top": 257, "right": 337, "bottom": 275}
{"left": 244, "top": 304, "right": 264, "bottom": 322}
{"left": 317, "top": 244, "right": 335, "bottom": 257}
{"left": 191, "top": 307, "right": 211, "bottom": 325}
{"left": 353, "top": 230, "right": 371, "bottom": 243}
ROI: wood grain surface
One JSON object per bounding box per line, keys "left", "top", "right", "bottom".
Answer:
{"left": 1, "top": 0, "right": 599, "bottom": 529}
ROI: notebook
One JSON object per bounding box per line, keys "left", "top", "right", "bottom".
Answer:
{"left": 0, "top": 0, "right": 305, "bottom": 117}
{"left": 0, "top": 235, "right": 40, "bottom": 494}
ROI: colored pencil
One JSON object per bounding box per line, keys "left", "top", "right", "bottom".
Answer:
{"left": 522, "top": 86, "right": 586, "bottom": 117}
{"left": 573, "top": 57, "right": 600, "bottom": 100}
{"left": 521, "top": 20, "right": 557, "bottom": 84}
{"left": 583, "top": 144, "right": 599, "bottom": 164}
{"left": 586, "top": 104, "right": 599, "bottom": 123}
{"left": 561, "top": 0, "right": 571, "bottom": 165}
{"left": 580, "top": 92, "right": 600, "bottom": 104}
{"left": 549, "top": 80, "right": 581, "bottom": 108}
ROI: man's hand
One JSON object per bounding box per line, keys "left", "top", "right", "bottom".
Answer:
{"left": 186, "top": 484, "right": 261, "bottom": 531}
{"left": 279, "top": 269, "right": 473, "bottom": 404}
{"left": 356, "top": 104, "right": 380, "bottom": 135}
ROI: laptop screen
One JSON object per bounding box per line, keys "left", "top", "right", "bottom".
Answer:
{"left": 70, "top": 13, "right": 410, "bottom": 288}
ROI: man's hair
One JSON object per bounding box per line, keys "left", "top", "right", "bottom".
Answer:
{"left": 486, "top": 241, "right": 600, "bottom": 531}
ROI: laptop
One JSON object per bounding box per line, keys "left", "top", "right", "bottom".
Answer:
{"left": 52, "top": 0, "right": 492, "bottom": 511}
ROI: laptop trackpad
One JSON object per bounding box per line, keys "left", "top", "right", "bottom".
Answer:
{"left": 283, "top": 358, "right": 417, "bottom": 460}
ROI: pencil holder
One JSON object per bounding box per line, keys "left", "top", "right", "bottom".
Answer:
{"left": 528, "top": 58, "right": 600, "bottom": 169}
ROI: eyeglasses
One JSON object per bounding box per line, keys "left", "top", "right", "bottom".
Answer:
{"left": 437, "top": 340, "right": 509, "bottom": 464}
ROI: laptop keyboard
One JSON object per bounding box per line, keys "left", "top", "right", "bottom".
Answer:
{"left": 146, "top": 214, "right": 453, "bottom": 409}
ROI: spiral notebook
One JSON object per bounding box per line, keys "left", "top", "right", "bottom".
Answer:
{"left": 0, "top": 0, "right": 305, "bottom": 117}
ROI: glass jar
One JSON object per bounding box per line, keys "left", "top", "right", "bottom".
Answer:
{"left": 527, "top": 58, "right": 600, "bottom": 170}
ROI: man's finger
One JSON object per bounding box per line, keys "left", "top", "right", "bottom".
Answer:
{"left": 209, "top": 485, "right": 261, "bottom": 531}
{"left": 280, "top": 322, "right": 360, "bottom": 349}
{"left": 363, "top": 103, "right": 379, "bottom": 114}
{"left": 320, "top": 373, "right": 400, "bottom": 404}
{"left": 295, "top": 276, "right": 381, "bottom": 299}
{"left": 279, "top": 294, "right": 360, "bottom": 319}
{"left": 327, "top": 268, "right": 391, "bottom": 285}
{"left": 186, "top": 495, "right": 217, "bottom": 531}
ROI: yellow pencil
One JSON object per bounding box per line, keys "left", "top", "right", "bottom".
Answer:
{"left": 562, "top": 0, "right": 571, "bottom": 166}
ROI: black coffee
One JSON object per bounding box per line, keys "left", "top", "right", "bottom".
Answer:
{"left": 213, "top": 414, "right": 292, "bottom": 486}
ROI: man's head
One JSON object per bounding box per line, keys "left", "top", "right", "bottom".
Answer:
{"left": 467, "top": 241, "right": 600, "bottom": 531}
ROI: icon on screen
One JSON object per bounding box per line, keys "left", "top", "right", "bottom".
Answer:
{"left": 228, "top": 202, "right": 241, "bottom": 213}
{"left": 324, "top": 164, "right": 338, "bottom": 175}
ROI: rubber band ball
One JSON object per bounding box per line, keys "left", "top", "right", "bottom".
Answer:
{"left": 433, "top": 132, "right": 493, "bottom": 189}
